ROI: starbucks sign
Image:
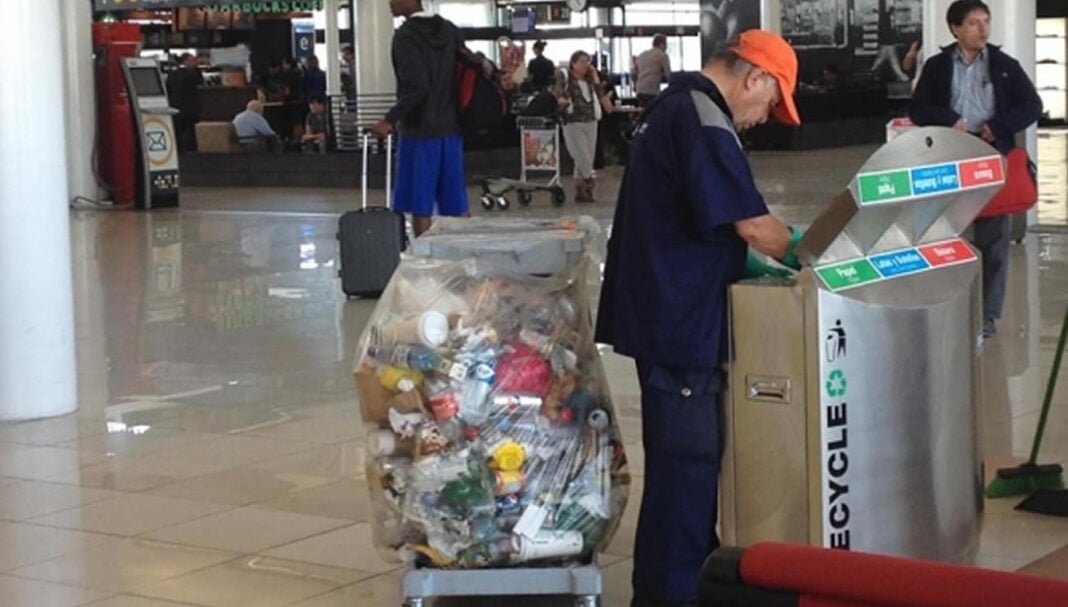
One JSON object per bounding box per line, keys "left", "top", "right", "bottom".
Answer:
{"left": 95, "top": 0, "right": 323, "bottom": 10}
{"left": 205, "top": 1, "right": 324, "bottom": 11}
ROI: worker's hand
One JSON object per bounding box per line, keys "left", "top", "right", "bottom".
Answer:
{"left": 953, "top": 119, "right": 968, "bottom": 132}
{"left": 372, "top": 119, "right": 393, "bottom": 139}
{"left": 744, "top": 253, "right": 793, "bottom": 280}
{"left": 557, "top": 96, "right": 571, "bottom": 108}
{"left": 776, "top": 226, "right": 804, "bottom": 270}
{"left": 979, "top": 124, "right": 996, "bottom": 143}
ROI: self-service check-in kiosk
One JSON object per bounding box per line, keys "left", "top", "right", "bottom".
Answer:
{"left": 722, "top": 127, "right": 1005, "bottom": 563}
{"left": 121, "top": 58, "right": 179, "bottom": 209}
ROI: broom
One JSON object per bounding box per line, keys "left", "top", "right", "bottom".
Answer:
{"left": 985, "top": 304, "right": 1068, "bottom": 498}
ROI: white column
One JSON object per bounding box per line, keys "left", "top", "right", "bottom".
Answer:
{"left": 0, "top": 0, "right": 78, "bottom": 421}
{"left": 356, "top": 0, "right": 397, "bottom": 96}
{"left": 61, "top": 0, "right": 97, "bottom": 205}
{"left": 325, "top": 0, "right": 342, "bottom": 95}
{"left": 761, "top": 0, "right": 782, "bottom": 33}
{"left": 989, "top": 0, "right": 1038, "bottom": 161}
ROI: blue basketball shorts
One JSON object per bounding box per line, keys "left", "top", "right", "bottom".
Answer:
{"left": 393, "top": 134, "right": 469, "bottom": 218}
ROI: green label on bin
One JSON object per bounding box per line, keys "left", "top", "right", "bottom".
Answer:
{"left": 817, "top": 259, "right": 882, "bottom": 291}
{"left": 857, "top": 170, "right": 913, "bottom": 204}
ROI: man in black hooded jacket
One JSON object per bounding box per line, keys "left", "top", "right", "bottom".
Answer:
{"left": 373, "top": 0, "right": 469, "bottom": 236}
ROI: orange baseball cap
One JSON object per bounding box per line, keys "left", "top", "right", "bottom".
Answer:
{"left": 730, "top": 29, "right": 801, "bottom": 126}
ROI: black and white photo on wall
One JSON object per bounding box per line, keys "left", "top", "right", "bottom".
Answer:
{"left": 699, "top": 0, "right": 761, "bottom": 63}
{"left": 780, "top": 0, "right": 921, "bottom": 83}
{"left": 782, "top": 0, "right": 849, "bottom": 48}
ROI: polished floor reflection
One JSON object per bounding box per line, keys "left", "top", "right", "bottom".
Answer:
{"left": 1, "top": 138, "right": 1067, "bottom": 606}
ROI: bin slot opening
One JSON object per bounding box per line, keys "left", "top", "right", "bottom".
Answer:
{"left": 746, "top": 375, "right": 792, "bottom": 404}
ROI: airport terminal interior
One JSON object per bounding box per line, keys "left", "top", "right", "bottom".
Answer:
{"left": 2, "top": 0, "right": 1068, "bottom": 606}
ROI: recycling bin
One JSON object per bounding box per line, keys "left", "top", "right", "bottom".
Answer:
{"left": 722, "top": 127, "right": 1005, "bottom": 563}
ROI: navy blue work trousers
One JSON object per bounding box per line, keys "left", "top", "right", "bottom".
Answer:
{"left": 632, "top": 361, "right": 724, "bottom": 605}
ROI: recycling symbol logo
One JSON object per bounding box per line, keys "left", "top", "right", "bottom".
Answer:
{"left": 826, "top": 369, "right": 847, "bottom": 398}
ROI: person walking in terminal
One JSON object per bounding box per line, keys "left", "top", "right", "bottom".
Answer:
{"left": 166, "top": 53, "right": 203, "bottom": 152}
{"left": 635, "top": 34, "right": 672, "bottom": 108}
{"left": 909, "top": 0, "right": 1041, "bottom": 337}
{"left": 554, "top": 50, "right": 613, "bottom": 203}
{"left": 595, "top": 29, "right": 803, "bottom": 607}
{"left": 373, "top": 0, "right": 469, "bottom": 237}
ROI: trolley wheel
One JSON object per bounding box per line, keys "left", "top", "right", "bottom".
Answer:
{"left": 575, "top": 596, "right": 599, "bottom": 607}
{"left": 496, "top": 195, "right": 510, "bottom": 210}
{"left": 518, "top": 190, "right": 533, "bottom": 206}
{"left": 403, "top": 599, "right": 425, "bottom": 607}
{"left": 551, "top": 187, "right": 567, "bottom": 206}
{"left": 480, "top": 194, "right": 495, "bottom": 211}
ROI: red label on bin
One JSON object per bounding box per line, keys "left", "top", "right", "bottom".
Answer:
{"left": 958, "top": 157, "right": 1004, "bottom": 187}
{"left": 918, "top": 240, "right": 977, "bottom": 267}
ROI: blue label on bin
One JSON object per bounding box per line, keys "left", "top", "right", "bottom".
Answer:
{"left": 909, "top": 164, "right": 960, "bottom": 196}
{"left": 870, "top": 249, "right": 930, "bottom": 278}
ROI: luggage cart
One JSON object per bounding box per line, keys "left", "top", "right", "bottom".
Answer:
{"left": 480, "top": 116, "right": 567, "bottom": 210}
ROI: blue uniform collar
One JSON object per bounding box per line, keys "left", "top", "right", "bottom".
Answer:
{"left": 665, "top": 72, "right": 734, "bottom": 123}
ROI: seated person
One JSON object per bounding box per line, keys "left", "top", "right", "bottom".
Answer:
{"left": 798, "top": 63, "right": 843, "bottom": 95}
{"left": 232, "top": 100, "right": 281, "bottom": 152}
{"left": 302, "top": 94, "right": 330, "bottom": 153}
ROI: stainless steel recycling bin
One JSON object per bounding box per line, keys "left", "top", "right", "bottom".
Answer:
{"left": 722, "top": 127, "right": 1006, "bottom": 562}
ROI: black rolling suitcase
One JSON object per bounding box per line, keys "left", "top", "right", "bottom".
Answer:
{"left": 337, "top": 133, "right": 406, "bottom": 298}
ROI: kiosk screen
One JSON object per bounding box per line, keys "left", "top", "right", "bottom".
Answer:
{"left": 129, "top": 67, "right": 164, "bottom": 97}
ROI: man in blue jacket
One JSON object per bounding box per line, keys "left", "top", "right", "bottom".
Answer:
{"left": 597, "top": 30, "right": 803, "bottom": 607}
{"left": 909, "top": 0, "right": 1041, "bottom": 336}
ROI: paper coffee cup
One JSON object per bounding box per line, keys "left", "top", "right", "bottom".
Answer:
{"left": 381, "top": 311, "right": 449, "bottom": 348}
{"left": 368, "top": 429, "right": 397, "bottom": 456}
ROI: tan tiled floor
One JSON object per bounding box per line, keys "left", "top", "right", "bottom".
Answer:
{"left": 1, "top": 137, "right": 1067, "bottom": 606}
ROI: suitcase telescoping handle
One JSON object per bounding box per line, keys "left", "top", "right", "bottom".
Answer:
{"left": 361, "top": 130, "right": 392, "bottom": 211}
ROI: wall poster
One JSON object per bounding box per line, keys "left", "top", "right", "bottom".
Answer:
{"left": 700, "top": 0, "right": 762, "bottom": 64}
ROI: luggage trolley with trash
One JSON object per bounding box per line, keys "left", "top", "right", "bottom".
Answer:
{"left": 354, "top": 217, "right": 628, "bottom": 607}
{"left": 480, "top": 116, "right": 567, "bottom": 210}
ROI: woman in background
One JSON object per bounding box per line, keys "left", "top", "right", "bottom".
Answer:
{"left": 553, "top": 51, "right": 612, "bottom": 202}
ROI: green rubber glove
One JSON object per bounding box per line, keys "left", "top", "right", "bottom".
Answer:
{"left": 778, "top": 226, "right": 803, "bottom": 270}
{"left": 745, "top": 253, "right": 793, "bottom": 279}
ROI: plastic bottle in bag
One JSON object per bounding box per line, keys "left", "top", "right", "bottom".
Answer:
{"left": 426, "top": 380, "right": 461, "bottom": 422}
{"left": 368, "top": 345, "right": 448, "bottom": 373}
{"left": 461, "top": 360, "right": 497, "bottom": 424}
{"left": 379, "top": 366, "right": 424, "bottom": 392}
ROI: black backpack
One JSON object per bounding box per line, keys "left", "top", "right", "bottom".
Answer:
{"left": 522, "top": 89, "right": 558, "bottom": 118}
{"left": 455, "top": 53, "right": 509, "bottom": 136}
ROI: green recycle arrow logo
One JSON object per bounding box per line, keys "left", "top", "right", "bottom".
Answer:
{"left": 826, "top": 369, "right": 847, "bottom": 398}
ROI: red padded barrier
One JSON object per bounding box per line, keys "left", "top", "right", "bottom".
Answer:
{"left": 801, "top": 597, "right": 878, "bottom": 607}
{"left": 740, "top": 542, "right": 1068, "bottom": 607}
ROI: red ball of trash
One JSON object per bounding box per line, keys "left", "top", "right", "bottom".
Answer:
{"left": 494, "top": 344, "right": 553, "bottom": 396}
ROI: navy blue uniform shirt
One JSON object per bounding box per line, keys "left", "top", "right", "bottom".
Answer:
{"left": 595, "top": 72, "right": 769, "bottom": 369}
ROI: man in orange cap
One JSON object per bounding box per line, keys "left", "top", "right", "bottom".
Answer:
{"left": 596, "top": 29, "right": 803, "bottom": 607}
